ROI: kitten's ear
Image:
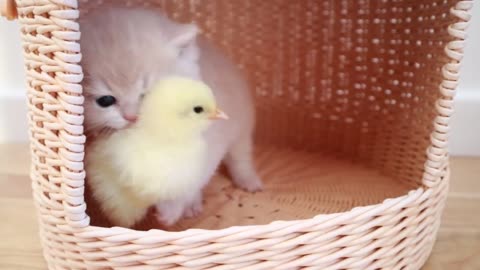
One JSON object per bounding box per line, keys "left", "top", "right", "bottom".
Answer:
{"left": 169, "top": 23, "right": 201, "bottom": 78}
{"left": 169, "top": 24, "right": 199, "bottom": 49}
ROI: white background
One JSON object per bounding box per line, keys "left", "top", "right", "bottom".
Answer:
{"left": 0, "top": 5, "right": 479, "bottom": 156}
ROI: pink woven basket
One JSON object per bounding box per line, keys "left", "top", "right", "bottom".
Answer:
{"left": 2, "top": 0, "right": 474, "bottom": 269}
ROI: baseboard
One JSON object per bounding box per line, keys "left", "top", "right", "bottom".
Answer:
{"left": 0, "top": 93, "right": 29, "bottom": 143}
{"left": 449, "top": 89, "right": 480, "bottom": 157}
{"left": 0, "top": 89, "right": 479, "bottom": 156}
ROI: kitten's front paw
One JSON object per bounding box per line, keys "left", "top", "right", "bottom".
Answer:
{"left": 155, "top": 212, "right": 178, "bottom": 227}
{"left": 183, "top": 200, "right": 203, "bottom": 218}
{"left": 235, "top": 175, "right": 264, "bottom": 193}
{"left": 155, "top": 202, "right": 184, "bottom": 226}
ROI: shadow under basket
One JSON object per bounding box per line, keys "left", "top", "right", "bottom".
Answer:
{"left": 12, "top": 0, "right": 473, "bottom": 269}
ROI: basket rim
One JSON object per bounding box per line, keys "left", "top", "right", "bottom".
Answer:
{"left": 76, "top": 186, "right": 431, "bottom": 238}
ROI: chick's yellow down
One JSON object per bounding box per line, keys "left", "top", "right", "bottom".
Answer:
{"left": 86, "top": 76, "right": 228, "bottom": 228}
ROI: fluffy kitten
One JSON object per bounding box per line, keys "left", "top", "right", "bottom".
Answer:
{"left": 80, "top": 7, "right": 263, "bottom": 225}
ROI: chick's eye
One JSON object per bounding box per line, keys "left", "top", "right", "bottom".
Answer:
{"left": 96, "top": 95, "right": 117, "bottom": 108}
{"left": 193, "top": 106, "right": 204, "bottom": 114}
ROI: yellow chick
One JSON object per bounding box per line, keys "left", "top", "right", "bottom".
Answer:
{"left": 86, "top": 76, "right": 228, "bottom": 228}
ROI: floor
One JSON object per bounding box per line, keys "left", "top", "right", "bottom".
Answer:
{"left": 0, "top": 144, "right": 478, "bottom": 269}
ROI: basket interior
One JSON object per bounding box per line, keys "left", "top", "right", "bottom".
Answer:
{"left": 78, "top": 0, "right": 457, "bottom": 230}
{"left": 86, "top": 145, "right": 415, "bottom": 231}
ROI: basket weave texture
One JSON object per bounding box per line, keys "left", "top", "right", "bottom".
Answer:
{"left": 14, "top": 0, "right": 473, "bottom": 269}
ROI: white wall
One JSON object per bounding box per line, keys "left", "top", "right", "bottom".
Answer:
{"left": 0, "top": 21, "right": 24, "bottom": 96}
{"left": 0, "top": 20, "right": 28, "bottom": 142}
{"left": 458, "top": 3, "right": 480, "bottom": 91}
{"left": 450, "top": 2, "right": 480, "bottom": 156}
{"left": 0, "top": 6, "right": 479, "bottom": 155}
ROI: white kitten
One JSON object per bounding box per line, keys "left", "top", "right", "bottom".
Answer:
{"left": 80, "top": 7, "right": 263, "bottom": 226}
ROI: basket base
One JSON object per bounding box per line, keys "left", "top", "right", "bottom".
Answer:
{"left": 86, "top": 146, "right": 416, "bottom": 231}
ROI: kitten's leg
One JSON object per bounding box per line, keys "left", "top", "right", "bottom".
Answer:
{"left": 155, "top": 199, "right": 186, "bottom": 226}
{"left": 225, "top": 134, "right": 263, "bottom": 192}
{"left": 183, "top": 192, "right": 203, "bottom": 218}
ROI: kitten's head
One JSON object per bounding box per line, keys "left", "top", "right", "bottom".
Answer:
{"left": 80, "top": 7, "right": 201, "bottom": 135}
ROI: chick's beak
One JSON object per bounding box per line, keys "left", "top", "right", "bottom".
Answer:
{"left": 209, "top": 108, "right": 229, "bottom": 120}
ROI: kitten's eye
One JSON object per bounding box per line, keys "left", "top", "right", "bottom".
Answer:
{"left": 96, "top": 95, "right": 117, "bottom": 108}
{"left": 140, "top": 93, "right": 146, "bottom": 99}
{"left": 193, "top": 106, "right": 204, "bottom": 114}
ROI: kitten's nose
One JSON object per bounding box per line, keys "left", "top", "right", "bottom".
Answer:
{"left": 124, "top": 114, "right": 138, "bottom": 123}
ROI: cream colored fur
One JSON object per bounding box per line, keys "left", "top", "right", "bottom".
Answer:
{"left": 81, "top": 8, "right": 262, "bottom": 227}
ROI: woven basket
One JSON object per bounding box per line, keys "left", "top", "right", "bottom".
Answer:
{"left": 5, "top": 0, "right": 473, "bottom": 269}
